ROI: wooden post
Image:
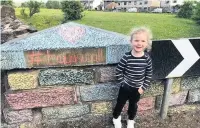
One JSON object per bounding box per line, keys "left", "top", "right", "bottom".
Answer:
{"left": 160, "top": 78, "right": 173, "bottom": 119}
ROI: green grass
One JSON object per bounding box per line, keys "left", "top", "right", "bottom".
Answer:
{"left": 15, "top": 8, "right": 200, "bottom": 40}
{"left": 15, "top": 8, "right": 64, "bottom": 30}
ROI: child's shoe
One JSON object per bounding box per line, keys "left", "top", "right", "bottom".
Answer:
{"left": 127, "top": 119, "right": 135, "bottom": 128}
{"left": 113, "top": 116, "right": 122, "bottom": 128}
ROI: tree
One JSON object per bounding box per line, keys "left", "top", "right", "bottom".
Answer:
{"left": 0, "top": 0, "right": 13, "bottom": 6}
{"left": 21, "top": 2, "right": 28, "bottom": 7}
{"left": 46, "top": 0, "right": 60, "bottom": 9}
{"left": 177, "top": 1, "right": 194, "bottom": 18}
{"left": 20, "top": 8, "right": 28, "bottom": 19}
{"left": 40, "top": 2, "right": 46, "bottom": 8}
{"left": 61, "top": 1, "right": 84, "bottom": 23}
{"left": 192, "top": 2, "right": 200, "bottom": 24}
{"left": 27, "top": 0, "right": 41, "bottom": 17}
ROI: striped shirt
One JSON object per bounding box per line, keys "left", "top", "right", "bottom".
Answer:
{"left": 116, "top": 51, "right": 153, "bottom": 90}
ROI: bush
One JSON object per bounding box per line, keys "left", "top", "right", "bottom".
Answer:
{"left": 46, "top": 0, "right": 60, "bottom": 9}
{"left": 0, "top": 0, "right": 13, "bottom": 6}
{"left": 61, "top": 1, "right": 84, "bottom": 23}
{"left": 177, "top": 1, "right": 194, "bottom": 18}
{"left": 192, "top": 2, "right": 200, "bottom": 24}
{"left": 20, "top": 8, "right": 28, "bottom": 19}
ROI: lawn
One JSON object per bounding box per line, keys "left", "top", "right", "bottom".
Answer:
{"left": 15, "top": 8, "right": 64, "bottom": 30}
{"left": 15, "top": 8, "right": 200, "bottom": 40}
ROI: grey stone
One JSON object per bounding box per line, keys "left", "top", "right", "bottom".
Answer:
{"left": 9, "top": 21, "right": 20, "bottom": 29}
{"left": 107, "top": 45, "right": 130, "bottom": 64}
{"left": 1, "top": 6, "right": 16, "bottom": 20}
{"left": 39, "top": 69, "right": 94, "bottom": 86}
{"left": 42, "top": 104, "right": 90, "bottom": 120}
{"left": 142, "top": 80, "right": 164, "bottom": 97}
{"left": 155, "top": 95, "right": 163, "bottom": 110}
{"left": 1, "top": 123, "right": 19, "bottom": 128}
{"left": 96, "top": 66, "right": 116, "bottom": 82}
{"left": 80, "top": 83, "right": 119, "bottom": 101}
{"left": 1, "top": 31, "right": 15, "bottom": 44}
{"left": 3, "top": 108, "right": 33, "bottom": 124}
{"left": 31, "top": 110, "right": 43, "bottom": 128}
{"left": 155, "top": 91, "right": 188, "bottom": 109}
{"left": 3, "top": 24, "right": 11, "bottom": 30}
{"left": 14, "top": 28, "right": 28, "bottom": 36}
{"left": 188, "top": 89, "right": 200, "bottom": 103}
{"left": 1, "top": 51, "right": 27, "bottom": 70}
{"left": 42, "top": 114, "right": 112, "bottom": 128}
{"left": 181, "top": 77, "right": 200, "bottom": 90}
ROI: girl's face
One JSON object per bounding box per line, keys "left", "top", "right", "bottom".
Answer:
{"left": 131, "top": 32, "right": 148, "bottom": 53}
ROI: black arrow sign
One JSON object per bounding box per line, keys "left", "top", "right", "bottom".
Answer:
{"left": 151, "top": 38, "right": 200, "bottom": 79}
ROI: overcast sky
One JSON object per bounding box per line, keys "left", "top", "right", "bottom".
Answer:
{"left": 13, "top": 0, "right": 48, "bottom": 4}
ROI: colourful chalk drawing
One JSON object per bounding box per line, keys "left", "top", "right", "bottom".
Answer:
{"left": 24, "top": 48, "right": 106, "bottom": 67}
{"left": 58, "top": 25, "right": 86, "bottom": 43}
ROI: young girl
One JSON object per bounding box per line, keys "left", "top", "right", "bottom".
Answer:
{"left": 113, "top": 27, "right": 153, "bottom": 128}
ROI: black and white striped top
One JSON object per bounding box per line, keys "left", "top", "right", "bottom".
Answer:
{"left": 116, "top": 51, "right": 153, "bottom": 90}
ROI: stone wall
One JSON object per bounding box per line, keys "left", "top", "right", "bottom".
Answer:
{"left": 1, "top": 5, "right": 37, "bottom": 44}
{"left": 1, "top": 65, "right": 200, "bottom": 128}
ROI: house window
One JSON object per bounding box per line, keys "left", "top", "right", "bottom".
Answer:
{"left": 173, "top": 0, "right": 177, "bottom": 3}
{"left": 139, "top": 2, "right": 142, "bottom": 5}
{"left": 124, "top": 2, "right": 127, "bottom": 5}
{"left": 166, "top": 1, "right": 169, "bottom": 4}
{"left": 145, "top": 1, "right": 148, "bottom": 4}
{"left": 134, "top": 1, "right": 137, "bottom": 5}
{"left": 118, "top": 3, "right": 120, "bottom": 6}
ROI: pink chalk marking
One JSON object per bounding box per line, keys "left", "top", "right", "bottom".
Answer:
{"left": 58, "top": 26, "right": 86, "bottom": 44}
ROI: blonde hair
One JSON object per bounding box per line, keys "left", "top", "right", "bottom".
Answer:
{"left": 130, "top": 27, "right": 153, "bottom": 51}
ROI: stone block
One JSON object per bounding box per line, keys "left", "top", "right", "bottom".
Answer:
{"left": 172, "top": 78, "right": 181, "bottom": 93}
{"left": 3, "top": 108, "right": 32, "bottom": 124}
{"left": 188, "top": 89, "right": 200, "bottom": 103}
{"left": 80, "top": 84, "right": 119, "bottom": 101}
{"left": 8, "top": 71, "right": 39, "bottom": 90}
{"left": 39, "top": 69, "right": 94, "bottom": 86}
{"left": 5, "top": 87, "right": 76, "bottom": 110}
{"left": 96, "top": 66, "right": 116, "bottom": 82}
{"left": 143, "top": 80, "right": 164, "bottom": 97}
{"left": 42, "top": 104, "right": 90, "bottom": 120}
{"left": 91, "top": 102, "right": 112, "bottom": 114}
{"left": 42, "top": 114, "right": 111, "bottom": 128}
{"left": 155, "top": 91, "right": 188, "bottom": 109}
{"left": 181, "top": 77, "right": 200, "bottom": 90}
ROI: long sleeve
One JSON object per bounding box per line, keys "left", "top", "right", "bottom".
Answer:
{"left": 142, "top": 56, "right": 153, "bottom": 90}
{"left": 116, "top": 54, "right": 127, "bottom": 84}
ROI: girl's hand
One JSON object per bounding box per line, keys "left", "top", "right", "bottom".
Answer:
{"left": 138, "top": 87, "right": 144, "bottom": 94}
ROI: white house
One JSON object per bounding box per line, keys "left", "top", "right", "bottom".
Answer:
{"left": 160, "top": 0, "right": 185, "bottom": 12}
{"left": 80, "top": 0, "right": 103, "bottom": 10}
{"left": 104, "top": 0, "right": 160, "bottom": 12}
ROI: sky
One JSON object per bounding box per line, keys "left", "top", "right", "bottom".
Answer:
{"left": 13, "top": 0, "right": 48, "bottom": 2}
{"left": 13, "top": 0, "right": 48, "bottom": 6}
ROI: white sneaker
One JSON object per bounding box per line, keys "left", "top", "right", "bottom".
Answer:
{"left": 127, "top": 120, "right": 135, "bottom": 128}
{"left": 113, "top": 116, "right": 122, "bottom": 128}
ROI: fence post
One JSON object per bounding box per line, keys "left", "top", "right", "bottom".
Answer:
{"left": 160, "top": 78, "right": 173, "bottom": 119}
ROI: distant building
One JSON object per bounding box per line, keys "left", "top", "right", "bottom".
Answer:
{"left": 160, "top": 0, "right": 184, "bottom": 12}
{"left": 80, "top": 0, "right": 104, "bottom": 10}
{"left": 104, "top": 0, "right": 160, "bottom": 12}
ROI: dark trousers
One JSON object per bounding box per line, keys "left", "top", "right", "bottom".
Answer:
{"left": 113, "top": 83, "right": 141, "bottom": 120}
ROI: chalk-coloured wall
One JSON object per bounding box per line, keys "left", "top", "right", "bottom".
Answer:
{"left": 1, "top": 22, "right": 200, "bottom": 128}
{"left": 2, "top": 67, "right": 200, "bottom": 128}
